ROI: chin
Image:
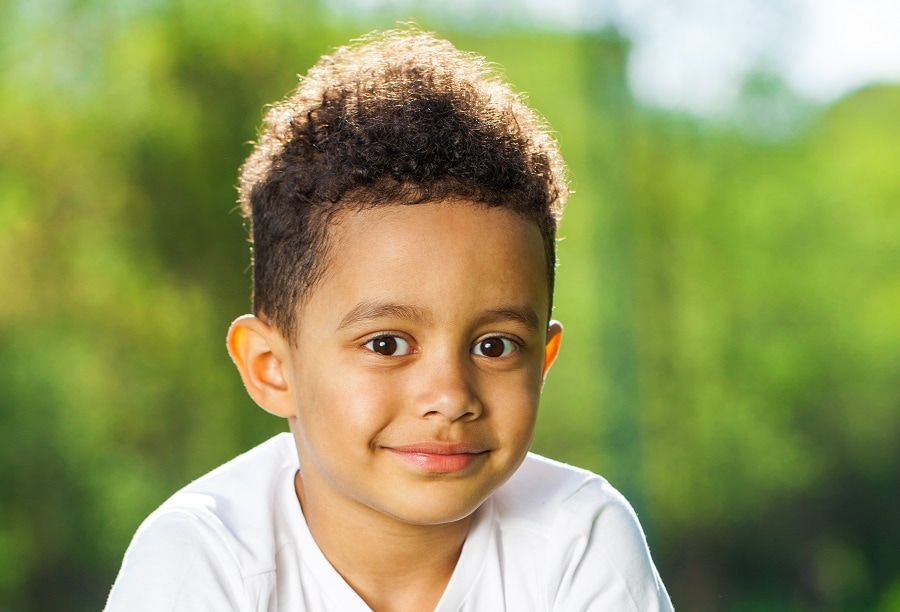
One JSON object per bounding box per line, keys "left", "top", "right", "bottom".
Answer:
{"left": 380, "top": 491, "right": 488, "bottom": 527}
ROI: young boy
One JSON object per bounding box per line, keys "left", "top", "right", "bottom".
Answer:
{"left": 106, "top": 29, "right": 673, "bottom": 611}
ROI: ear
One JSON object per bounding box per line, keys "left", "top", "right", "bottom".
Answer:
{"left": 541, "top": 320, "right": 563, "bottom": 381}
{"left": 226, "top": 315, "right": 295, "bottom": 418}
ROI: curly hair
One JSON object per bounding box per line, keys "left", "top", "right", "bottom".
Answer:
{"left": 238, "top": 28, "right": 569, "bottom": 341}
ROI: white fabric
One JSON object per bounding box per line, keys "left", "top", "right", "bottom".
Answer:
{"left": 106, "top": 434, "right": 673, "bottom": 611}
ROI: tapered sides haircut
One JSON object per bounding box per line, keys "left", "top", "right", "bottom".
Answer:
{"left": 238, "top": 29, "right": 569, "bottom": 340}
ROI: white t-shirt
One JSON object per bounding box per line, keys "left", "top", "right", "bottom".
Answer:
{"left": 105, "top": 434, "right": 672, "bottom": 611}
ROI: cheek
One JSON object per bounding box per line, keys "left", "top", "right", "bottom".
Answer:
{"left": 483, "top": 372, "right": 541, "bottom": 440}
{"left": 300, "top": 368, "right": 397, "bottom": 445}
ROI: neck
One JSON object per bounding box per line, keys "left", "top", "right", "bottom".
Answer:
{"left": 295, "top": 471, "right": 472, "bottom": 612}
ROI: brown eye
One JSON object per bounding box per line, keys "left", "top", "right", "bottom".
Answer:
{"left": 372, "top": 337, "right": 396, "bottom": 355}
{"left": 364, "top": 335, "right": 412, "bottom": 356}
{"left": 473, "top": 336, "right": 516, "bottom": 358}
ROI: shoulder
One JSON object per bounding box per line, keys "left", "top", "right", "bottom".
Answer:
{"left": 490, "top": 453, "right": 673, "bottom": 611}
{"left": 105, "top": 434, "right": 296, "bottom": 611}
{"left": 493, "top": 452, "right": 645, "bottom": 549}
{"left": 160, "top": 432, "right": 297, "bottom": 563}
{"left": 493, "top": 452, "right": 626, "bottom": 527}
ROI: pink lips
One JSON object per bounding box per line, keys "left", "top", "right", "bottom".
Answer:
{"left": 385, "top": 443, "right": 488, "bottom": 473}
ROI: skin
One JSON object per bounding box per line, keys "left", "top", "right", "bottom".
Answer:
{"left": 227, "top": 200, "right": 563, "bottom": 611}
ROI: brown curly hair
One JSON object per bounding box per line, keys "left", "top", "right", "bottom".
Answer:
{"left": 238, "top": 28, "right": 569, "bottom": 341}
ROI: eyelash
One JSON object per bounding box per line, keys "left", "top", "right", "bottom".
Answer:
{"left": 363, "top": 334, "right": 415, "bottom": 357}
{"left": 471, "top": 335, "right": 521, "bottom": 358}
{"left": 361, "top": 334, "right": 522, "bottom": 359}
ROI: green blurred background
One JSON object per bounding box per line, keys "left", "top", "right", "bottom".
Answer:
{"left": 1, "top": 1, "right": 899, "bottom": 610}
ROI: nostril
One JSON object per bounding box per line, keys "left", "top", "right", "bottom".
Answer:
{"left": 416, "top": 360, "right": 483, "bottom": 420}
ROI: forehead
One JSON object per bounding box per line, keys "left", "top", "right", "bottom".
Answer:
{"left": 305, "top": 200, "right": 550, "bottom": 326}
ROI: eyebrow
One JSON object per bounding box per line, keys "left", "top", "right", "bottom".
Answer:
{"left": 336, "top": 300, "right": 541, "bottom": 332}
{"left": 337, "top": 300, "right": 433, "bottom": 330}
{"left": 479, "top": 306, "right": 541, "bottom": 331}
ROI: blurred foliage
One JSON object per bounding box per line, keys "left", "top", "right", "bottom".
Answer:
{"left": 1, "top": 2, "right": 898, "bottom": 610}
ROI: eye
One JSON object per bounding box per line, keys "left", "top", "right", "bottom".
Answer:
{"left": 364, "top": 335, "right": 413, "bottom": 356}
{"left": 472, "top": 336, "right": 518, "bottom": 358}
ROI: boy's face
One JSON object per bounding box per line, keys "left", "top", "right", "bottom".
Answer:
{"left": 270, "top": 201, "right": 560, "bottom": 527}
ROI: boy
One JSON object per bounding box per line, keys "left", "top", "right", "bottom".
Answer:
{"left": 106, "top": 29, "right": 673, "bottom": 611}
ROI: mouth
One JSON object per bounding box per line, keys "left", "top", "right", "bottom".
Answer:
{"left": 384, "top": 443, "right": 489, "bottom": 473}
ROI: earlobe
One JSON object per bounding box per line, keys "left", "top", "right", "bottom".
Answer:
{"left": 541, "top": 320, "right": 563, "bottom": 381}
{"left": 226, "top": 315, "right": 295, "bottom": 418}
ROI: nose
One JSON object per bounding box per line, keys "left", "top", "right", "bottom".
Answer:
{"left": 416, "top": 353, "right": 483, "bottom": 422}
